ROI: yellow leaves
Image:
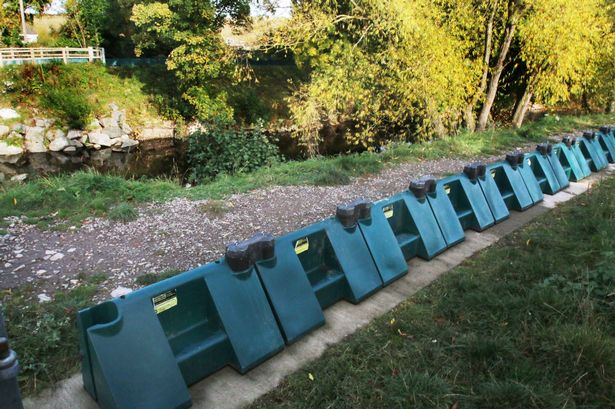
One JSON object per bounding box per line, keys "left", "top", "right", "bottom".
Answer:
{"left": 308, "top": 372, "right": 315, "bottom": 381}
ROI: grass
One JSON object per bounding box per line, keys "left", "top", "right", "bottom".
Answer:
{"left": 250, "top": 176, "right": 615, "bottom": 409}
{"left": 0, "top": 273, "right": 107, "bottom": 396}
{"left": 1, "top": 113, "right": 613, "bottom": 229}
{"left": 135, "top": 269, "right": 183, "bottom": 286}
{"left": 0, "top": 63, "right": 163, "bottom": 130}
{"left": 108, "top": 203, "right": 138, "bottom": 222}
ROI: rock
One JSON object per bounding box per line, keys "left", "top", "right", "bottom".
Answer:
{"left": 110, "top": 137, "right": 122, "bottom": 147}
{"left": 0, "top": 108, "right": 20, "bottom": 120}
{"left": 48, "top": 133, "right": 69, "bottom": 152}
{"left": 0, "top": 125, "right": 9, "bottom": 137}
{"left": 0, "top": 141, "right": 23, "bottom": 156}
{"left": 121, "top": 137, "right": 139, "bottom": 149}
{"left": 111, "top": 286, "right": 133, "bottom": 298}
{"left": 37, "top": 294, "right": 52, "bottom": 303}
{"left": 49, "top": 252, "right": 64, "bottom": 261}
{"left": 70, "top": 139, "right": 84, "bottom": 148}
{"left": 11, "top": 123, "right": 25, "bottom": 134}
{"left": 88, "top": 131, "right": 113, "bottom": 147}
{"left": 35, "top": 118, "right": 54, "bottom": 128}
{"left": 67, "top": 130, "right": 82, "bottom": 140}
{"left": 36, "top": 269, "right": 47, "bottom": 276}
{"left": 89, "top": 119, "right": 102, "bottom": 130}
{"left": 25, "top": 126, "right": 47, "bottom": 153}
{"left": 67, "top": 247, "right": 77, "bottom": 253}
{"left": 122, "top": 122, "right": 133, "bottom": 134}
{"left": 10, "top": 173, "right": 27, "bottom": 182}
{"left": 140, "top": 126, "right": 175, "bottom": 141}
{"left": 63, "top": 146, "right": 77, "bottom": 154}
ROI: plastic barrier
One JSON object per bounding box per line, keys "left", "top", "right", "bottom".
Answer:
{"left": 423, "top": 177, "right": 466, "bottom": 246}
{"left": 255, "top": 200, "right": 406, "bottom": 344}
{"left": 0, "top": 311, "right": 23, "bottom": 409}
{"left": 566, "top": 136, "right": 593, "bottom": 178}
{"left": 268, "top": 211, "right": 384, "bottom": 314}
{"left": 579, "top": 132, "right": 608, "bottom": 172}
{"left": 78, "top": 256, "right": 285, "bottom": 409}
{"left": 372, "top": 180, "right": 448, "bottom": 261}
{"left": 513, "top": 152, "right": 545, "bottom": 203}
{"left": 486, "top": 153, "right": 538, "bottom": 211}
{"left": 597, "top": 126, "right": 615, "bottom": 163}
{"left": 464, "top": 162, "right": 510, "bottom": 224}
{"left": 526, "top": 144, "right": 569, "bottom": 194}
{"left": 437, "top": 165, "right": 495, "bottom": 231}
{"left": 554, "top": 138, "right": 588, "bottom": 182}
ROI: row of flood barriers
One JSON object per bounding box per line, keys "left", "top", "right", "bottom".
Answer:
{"left": 54, "top": 126, "right": 615, "bottom": 409}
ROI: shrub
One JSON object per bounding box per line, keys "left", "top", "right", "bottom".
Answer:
{"left": 41, "top": 87, "right": 93, "bottom": 129}
{"left": 187, "top": 124, "right": 281, "bottom": 182}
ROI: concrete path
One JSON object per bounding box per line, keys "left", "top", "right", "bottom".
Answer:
{"left": 23, "top": 164, "right": 615, "bottom": 409}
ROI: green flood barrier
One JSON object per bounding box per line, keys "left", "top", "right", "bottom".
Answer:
{"left": 77, "top": 130, "right": 615, "bottom": 409}
{"left": 470, "top": 162, "right": 510, "bottom": 224}
{"left": 579, "top": 132, "right": 608, "bottom": 171}
{"left": 424, "top": 177, "right": 466, "bottom": 246}
{"left": 372, "top": 180, "right": 448, "bottom": 261}
{"left": 78, "top": 255, "right": 285, "bottom": 409}
{"left": 486, "top": 153, "right": 539, "bottom": 211}
{"left": 554, "top": 137, "right": 589, "bottom": 182}
{"left": 436, "top": 165, "right": 496, "bottom": 232}
{"left": 526, "top": 144, "right": 569, "bottom": 195}
{"left": 597, "top": 126, "right": 615, "bottom": 164}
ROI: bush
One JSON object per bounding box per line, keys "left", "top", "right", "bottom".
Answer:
{"left": 187, "top": 125, "right": 281, "bottom": 182}
{"left": 41, "top": 87, "right": 93, "bottom": 129}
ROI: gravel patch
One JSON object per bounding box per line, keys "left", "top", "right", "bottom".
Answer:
{"left": 0, "top": 140, "right": 544, "bottom": 300}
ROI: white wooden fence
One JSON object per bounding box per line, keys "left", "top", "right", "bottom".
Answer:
{"left": 0, "top": 47, "right": 106, "bottom": 66}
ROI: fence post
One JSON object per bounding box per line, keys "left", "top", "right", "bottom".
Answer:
{"left": 100, "top": 47, "right": 106, "bottom": 65}
{"left": 88, "top": 46, "right": 93, "bottom": 62}
{"left": 0, "top": 307, "right": 24, "bottom": 409}
{"left": 62, "top": 47, "right": 68, "bottom": 64}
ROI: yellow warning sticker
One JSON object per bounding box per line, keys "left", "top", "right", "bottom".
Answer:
{"left": 153, "top": 290, "right": 178, "bottom": 314}
{"left": 491, "top": 170, "right": 496, "bottom": 178}
{"left": 294, "top": 238, "right": 309, "bottom": 255}
{"left": 383, "top": 205, "right": 394, "bottom": 219}
{"left": 444, "top": 185, "right": 451, "bottom": 195}
{"left": 527, "top": 159, "right": 532, "bottom": 167}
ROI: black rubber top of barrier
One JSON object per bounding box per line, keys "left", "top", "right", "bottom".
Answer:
{"left": 336, "top": 198, "right": 372, "bottom": 228}
{"left": 409, "top": 176, "right": 436, "bottom": 198}
{"left": 536, "top": 143, "right": 552, "bottom": 156}
{"left": 562, "top": 136, "right": 576, "bottom": 147}
{"left": 464, "top": 162, "right": 486, "bottom": 180}
{"left": 583, "top": 131, "right": 595, "bottom": 139}
{"left": 225, "top": 232, "right": 275, "bottom": 272}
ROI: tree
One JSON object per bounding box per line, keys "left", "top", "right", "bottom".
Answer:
{"left": 274, "top": 0, "right": 472, "bottom": 155}
{"left": 63, "top": 0, "right": 110, "bottom": 47}
{"left": 130, "top": 0, "right": 252, "bottom": 123}
{"left": 512, "top": 0, "right": 607, "bottom": 127}
{"left": 476, "top": 0, "right": 525, "bottom": 131}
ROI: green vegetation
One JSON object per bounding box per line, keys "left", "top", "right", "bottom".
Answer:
{"left": 1, "top": 113, "right": 612, "bottom": 227}
{"left": 275, "top": 0, "right": 613, "bottom": 153}
{"left": 135, "top": 269, "right": 182, "bottom": 286}
{"left": 107, "top": 203, "right": 138, "bottom": 222}
{"left": 0, "top": 273, "right": 107, "bottom": 396}
{"left": 250, "top": 173, "right": 615, "bottom": 409}
{"left": 186, "top": 125, "right": 281, "bottom": 182}
{"left": 0, "top": 63, "right": 162, "bottom": 129}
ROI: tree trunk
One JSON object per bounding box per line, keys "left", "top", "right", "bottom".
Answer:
{"left": 466, "top": 0, "right": 499, "bottom": 132}
{"left": 512, "top": 85, "right": 533, "bottom": 128}
{"left": 477, "top": 0, "right": 521, "bottom": 131}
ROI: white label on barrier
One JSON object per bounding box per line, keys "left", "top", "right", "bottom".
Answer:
{"left": 444, "top": 185, "right": 451, "bottom": 195}
{"left": 383, "top": 205, "right": 394, "bottom": 219}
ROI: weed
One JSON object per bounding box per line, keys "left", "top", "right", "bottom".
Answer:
{"left": 108, "top": 203, "right": 138, "bottom": 222}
